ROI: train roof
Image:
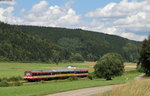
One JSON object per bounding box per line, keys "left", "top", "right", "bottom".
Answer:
{"left": 25, "top": 69, "right": 88, "bottom": 73}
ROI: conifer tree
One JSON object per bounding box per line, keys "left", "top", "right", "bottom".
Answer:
{"left": 139, "top": 36, "right": 150, "bottom": 75}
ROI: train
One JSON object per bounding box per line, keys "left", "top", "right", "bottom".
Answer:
{"left": 24, "top": 69, "right": 88, "bottom": 81}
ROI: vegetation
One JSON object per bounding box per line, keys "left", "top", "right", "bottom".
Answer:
{"left": 94, "top": 53, "right": 124, "bottom": 80}
{"left": 0, "top": 70, "right": 140, "bottom": 96}
{"left": 0, "top": 62, "right": 95, "bottom": 78}
{"left": 15, "top": 23, "right": 141, "bottom": 62}
{"left": 68, "top": 77, "right": 78, "bottom": 81}
{"left": 94, "top": 78, "right": 150, "bottom": 96}
{"left": 0, "top": 21, "right": 142, "bottom": 63}
{"left": 0, "top": 62, "right": 140, "bottom": 96}
{"left": 0, "top": 76, "right": 23, "bottom": 87}
{"left": 138, "top": 36, "right": 150, "bottom": 75}
{"left": 0, "top": 22, "right": 63, "bottom": 63}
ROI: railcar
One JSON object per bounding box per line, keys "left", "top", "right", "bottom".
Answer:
{"left": 24, "top": 69, "right": 88, "bottom": 81}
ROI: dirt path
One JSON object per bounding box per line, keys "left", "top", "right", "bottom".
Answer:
{"left": 46, "top": 74, "right": 144, "bottom": 96}
{"left": 46, "top": 84, "right": 124, "bottom": 96}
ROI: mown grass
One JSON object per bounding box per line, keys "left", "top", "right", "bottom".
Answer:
{"left": 0, "top": 62, "right": 139, "bottom": 96}
{"left": 93, "top": 78, "right": 150, "bottom": 96}
{"left": 0, "top": 62, "right": 95, "bottom": 78}
{"left": 0, "top": 62, "right": 135, "bottom": 78}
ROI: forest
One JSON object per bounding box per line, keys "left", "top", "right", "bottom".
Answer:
{"left": 0, "top": 21, "right": 142, "bottom": 63}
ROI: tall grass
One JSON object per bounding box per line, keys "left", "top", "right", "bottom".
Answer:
{"left": 98, "top": 78, "right": 150, "bottom": 96}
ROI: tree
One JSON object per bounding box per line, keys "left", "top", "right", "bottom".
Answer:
{"left": 70, "top": 53, "right": 84, "bottom": 62}
{"left": 138, "top": 36, "right": 150, "bottom": 75}
{"left": 94, "top": 53, "right": 124, "bottom": 80}
{"left": 52, "top": 50, "right": 61, "bottom": 65}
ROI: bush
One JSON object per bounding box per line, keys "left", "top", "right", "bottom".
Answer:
{"left": 87, "top": 75, "right": 93, "bottom": 80}
{"left": 0, "top": 80, "right": 9, "bottom": 87}
{"left": 68, "top": 77, "right": 78, "bottom": 81}
{"left": 1, "top": 77, "right": 9, "bottom": 81}
{"left": 0, "top": 76, "right": 23, "bottom": 87}
{"left": 14, "top": 81, "right": 23, "bottom": 86}
{"left": 87, "top": 72, "right": 96, "bottom": 80}
{"left": 0, "top": 78, "right": 2, "bottom": 82}
{"left": 94, "top": 53, "right": 124, "bottom": 80}
{"left": 9, "top": 76, "right": 23, "bottom": 81}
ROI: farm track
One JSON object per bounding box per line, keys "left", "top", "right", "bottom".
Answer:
{"left": 46, "top": 74, "right": 144, "bottom": 96}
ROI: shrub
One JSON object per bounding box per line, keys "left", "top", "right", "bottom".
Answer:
{"left": 0, "top": 78, "right": 2, "bottom": 82}
{"left": 68, "top": 77, "right": 78, "bottom": 81}
{"left": 87, "top": 75, "right": 93, "bottom": 80}
{"left": 0, "top": 80, "right": 9, "bottom": 87}
{"left": 87, "top": 72, "right": 96, "bottom": 80}
{"left": 14, "top": 81, "right": 23, "bottom": 86}
{"left": 94, "top": 53, "right": 124, "bottom": 80}
{"left": 0, "top": 76, "right": 23, "bottom": 87}
{"left": 9, "top": 76, "right": 23, "bottom": 81}
{"left": 1, "top": 77, "right": 9, "bottom": 81}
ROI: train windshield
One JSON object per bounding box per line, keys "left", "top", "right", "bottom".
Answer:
{"left": 25, "top": 72, "right": 31, "bottom": 76}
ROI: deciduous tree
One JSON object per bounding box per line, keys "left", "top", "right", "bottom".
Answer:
{"left": 94, "top": 53, "right": 124, "bottom": 80}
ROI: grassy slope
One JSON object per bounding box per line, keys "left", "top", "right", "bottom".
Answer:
{"left": 93, "top": 78, "right": 150, "bottom": 96}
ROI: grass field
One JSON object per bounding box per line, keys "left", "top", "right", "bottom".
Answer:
{"left": 0, "top": 62, "right": 140, "bottom": 96}
{"left": 0, "top": 62, "right": 136, "bottom": 78}
{"left": 0, "top": 62, "right": 95, "bottom": 78}
{"left": 92, "top": 77, "right": 150, "bottom": 96}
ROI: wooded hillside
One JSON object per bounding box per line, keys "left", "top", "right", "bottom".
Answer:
{"left": 0, "top": 21, "right": 142, "bottom": 62}
{"left": 0, "top": 22, "right": 63, "bottom": 62}
{"left": 19, "top": 25, "right": 142, "bottom": 62}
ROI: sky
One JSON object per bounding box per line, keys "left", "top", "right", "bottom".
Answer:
{"left": 0, "top": 0, "right": 149, "bottom": 41}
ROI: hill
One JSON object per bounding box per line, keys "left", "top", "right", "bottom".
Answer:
{"left": 0, "top": 22, "right": 63, "bottom": 62}
{"left": 0, "top": 21, "right": 142, "bottom": 62}
{"left": 18, "top": 25, "right": 142, "bottom": 62}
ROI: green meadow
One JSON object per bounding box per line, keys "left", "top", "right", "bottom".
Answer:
{"left": 0, "top": 62, "right": 140, "bottom": 96}
{"left": 0, "top": 62, "right": 95, "bottom": 78}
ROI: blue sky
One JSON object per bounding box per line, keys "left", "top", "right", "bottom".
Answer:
{"left": 0, "top": 0, "right": 149, "bottom": 41}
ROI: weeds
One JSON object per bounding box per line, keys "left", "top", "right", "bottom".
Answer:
{"left": 68, "top": 77, "right": 78, "bottom": 81}
{"left": 0, "top": 76, "right": 23, "bottom": 87}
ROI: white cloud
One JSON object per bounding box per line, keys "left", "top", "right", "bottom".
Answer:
{"left": 30, "top": 0, "right": 48, "bottom": 13}
{"left": 0, "top": 0, "right": 16, "bottom": 5}
{"left": 19, "top": 0, "right": 81, "bottom": 28}
{"left": 85, "top": 0, "right": 149, "bottom": 41}
{"left": 0, "top": 0, "right": 149, "bottom": 41}
{"left": 0, "top": 7, "right": 22, "bottom": 23}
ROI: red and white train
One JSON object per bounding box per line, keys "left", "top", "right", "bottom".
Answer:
{"left": 24, "top": 69, "right": 88, "bottom": 81}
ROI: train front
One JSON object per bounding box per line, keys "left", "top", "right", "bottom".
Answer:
{"left": 24, "top": 71, "right": 33, "bottom": 81}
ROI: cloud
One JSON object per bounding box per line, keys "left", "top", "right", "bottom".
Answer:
{"left": 0, "top": 0, "right": 149, "bottom": 41}
{"left": 65, "top": 0, "right": 74, "bottom": 9}
{"left": 0, "top": 0, "right": 81, "bottom": 28}
{"left": 0, "top": 6, "right": 24, "bottom": 24}
{"left": 22, "top": 0, "right": 81, "bottom": 28}
{"left": 0, "top": 0, "right": 16, "bottom": 5}
{"left": 85, "top": 0, "right": 149, "bottom": 41}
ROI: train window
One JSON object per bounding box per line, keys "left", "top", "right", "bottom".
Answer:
{"left": 25, "top": 72, "right": 31, "bottom": 76}
{"left": 70, "top": 71, "right": 74, "bottom": 73}
{"left": 61, "top": 72, "right": 68, "bottom": 74}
